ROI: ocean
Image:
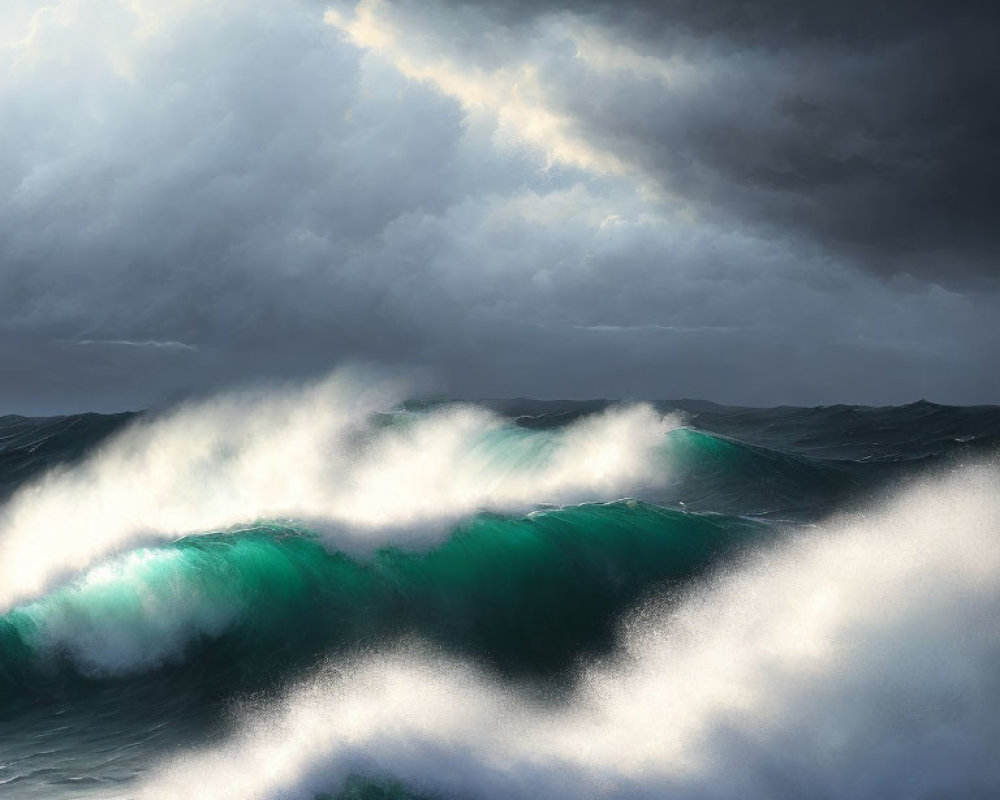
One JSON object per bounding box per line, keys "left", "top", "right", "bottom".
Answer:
{"left": 1, "top": 376, "right": 999, "bottom": 799}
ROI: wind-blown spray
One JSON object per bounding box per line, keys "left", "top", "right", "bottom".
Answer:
{"left": 140, "top": 465, "right": 1000, "bottom": 800}
{"left": 0, "top": 372, "right": 678, "bottom": 609}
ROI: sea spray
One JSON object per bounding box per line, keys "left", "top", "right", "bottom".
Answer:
{"left": 4, "top": 392, "right": 1000, "bottom": 799}
{"left": 139, "top": 464, "right": 1000, "bottom": 800}
{"left": 0, "top": 373, "right": 680, "bottom": 609}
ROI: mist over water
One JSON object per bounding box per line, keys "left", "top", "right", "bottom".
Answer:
{"left": 0, "top": 373, "right": 998, "bottom": 799}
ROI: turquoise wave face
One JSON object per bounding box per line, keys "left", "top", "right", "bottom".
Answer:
{"left": 0, "top": 502, "right": 763, "bottom": 702}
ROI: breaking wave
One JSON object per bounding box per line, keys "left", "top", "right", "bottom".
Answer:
{"left": 2, "top": 376, "right": 999, "bottom": 799}
{"left": 139, "top": 465, "right": 1000, "bottom": 800}
{"left": 0, "top": 503, "right": 760, "bottom": 687}
{"left": 0, "top": 373, "right": 679, "bottom": 609}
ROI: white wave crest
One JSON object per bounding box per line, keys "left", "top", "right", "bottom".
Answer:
{"left": 0, "top": 371, "right": 679, "bottom": 609}
{"left": 139, "top": 464, "right": 1000, "bottom": 800}
{"left": 13, "top": 547, "right": 243, "bottom": 675}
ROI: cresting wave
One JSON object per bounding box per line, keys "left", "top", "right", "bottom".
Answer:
{"left": 0, "top": 373, "right": 680, "bottom": 609}
{"left": 0, "top": 503, "right": 761, "bottom": 686}
{"left": 3, "top": 385, "right": 999, "bottom": 799}
{"left": 139, "top": 464, "right": 1000, "bottom": 800}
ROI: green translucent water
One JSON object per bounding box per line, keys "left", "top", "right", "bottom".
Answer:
{"left": 0, "top": 502, "right": 763, "bottom": 698}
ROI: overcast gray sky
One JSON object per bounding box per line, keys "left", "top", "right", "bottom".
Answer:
{"left": 2, "top": 0, "right": 998, "bottom": 413}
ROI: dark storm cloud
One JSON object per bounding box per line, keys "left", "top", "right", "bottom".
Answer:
{"left": 443, "top": 0, "right": 993, "bottom": 45}
{"left": 407, "top": 0, "right": 1000, "bottom": 283}
{"left": 0, "top": 0, "right": 997, "bottom": 412}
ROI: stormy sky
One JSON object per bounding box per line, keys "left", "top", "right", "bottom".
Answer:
{"left": 2, "top": 0, "right": 998, "bottom": 413}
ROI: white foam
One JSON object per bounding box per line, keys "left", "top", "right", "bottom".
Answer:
{"left": 138, "top": 464, "right": 1000, "bottom": 800}
{"left": 0, "top": 371, "right": 679, "bottom": 609}
{"left": 15, "top": 547, "right": 243, "bottom": 675}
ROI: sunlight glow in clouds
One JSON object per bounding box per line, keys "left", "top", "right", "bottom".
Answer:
{"left": 564, "top": 16, "right": 686, "bottom": 85}
{"left": 325, "top": 0, "right": 640, "bottom": 181}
